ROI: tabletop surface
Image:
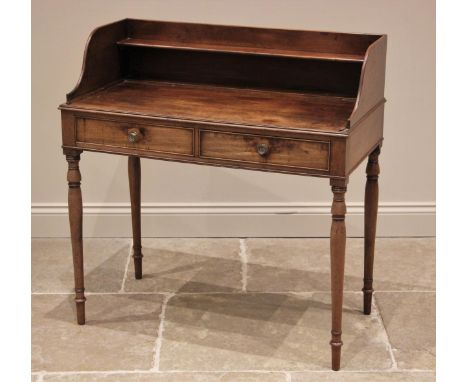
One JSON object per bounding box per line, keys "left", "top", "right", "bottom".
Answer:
{"left": 65, "top": 80, "right": 356, "bottom": 133}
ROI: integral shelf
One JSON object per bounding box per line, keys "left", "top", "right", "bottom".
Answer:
{"left": 117, "top": 37, "right": 366, "bottom": 62}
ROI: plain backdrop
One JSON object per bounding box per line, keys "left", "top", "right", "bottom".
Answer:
{"left": 31, "top": 0, "right": 435, "bottom": 237}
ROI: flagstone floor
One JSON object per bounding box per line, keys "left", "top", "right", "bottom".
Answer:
{"left": 32, "top": 238, "right": 435, "bottom": 381}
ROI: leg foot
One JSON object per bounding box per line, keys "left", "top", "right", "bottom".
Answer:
{"left": 75, "top": 288, "right": 86, "bottom": 325}
{"left": 133, "top": 247, "right": 143, "bottom": 280}
{"left": 330, "top": 334, "right": 343, "bottom": 371}
{"left": 362, "top": 147, "right": 380, "bottom": 315}
{"left": 363, "top": 291, "right": 373, "bottom": 315}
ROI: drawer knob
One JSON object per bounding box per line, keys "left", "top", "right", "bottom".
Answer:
{"left": 256, "top": 143, "right": 270, "bottom": 156}
{"left": 128, "top": 128, "right": 141, "bottom": 143}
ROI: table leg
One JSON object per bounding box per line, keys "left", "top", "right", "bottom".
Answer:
{"left": 65, "top": 149, "right": 86, "bottom": 325}
{"left": 363, "top": 147, "right": 381, "bottom": 315}
{"left": 330, "top": 178, "right": 348, "bottom": 371}
{"left": 128, "top": 156, "right": 143, "bottom": 279}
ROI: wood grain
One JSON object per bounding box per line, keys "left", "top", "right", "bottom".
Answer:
{"left": 345, "top": 103, "right": 384, "bottom": 175}
{"left": 329, "top": 178, "right": 348, "bottom": 371}
{"left": 363, "top": 147, "right": 381, "bottom": 314}
{"left": 66, "top": 20, "right": 127, "bottom": 102}
{"left": 69, "top": 80, "right": 356, "bottom": 132}
{"left": 76, "top": 117, "right": 194, "bottom": 156}
{"left": 126, "top": 19, "right": 379, "bottom": 56}
{"left": 348, "top": 35, "right": 387, "bottom": 126}
{"left": 128, "top": 156, "right": 143, "bottom": 280}
{"left": 64, "top": 149, "right": 86, "bottom": 325}
{"left": 200, "top": 130, "right": 330, "bottom": 171}
{"left": 118, "top": 37, "right": 365, "bottom": 62}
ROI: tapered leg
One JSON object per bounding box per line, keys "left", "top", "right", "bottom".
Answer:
{"left": 329, "top": 178, "right": 348, "bottom": 371}
{"left": 65, "top": 149, "right": 86, "bottom": 325}
{"left": 128, "top": 156, "right": 143, "bottom": 279}
{"left": 362, "top": 147, "right": 381, "bottom": 315}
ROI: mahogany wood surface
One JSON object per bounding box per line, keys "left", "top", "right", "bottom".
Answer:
{"left": 64, "top": 149, "right": 85, "bottom": 325}
{"left": 329, "top": 178, "right": 348, "bottom": 371}
{"left": 117, "top": 37, "right": 367, "bottom": 62}
{"left": 349, "top": 36, "right": 387, "bottom": 126}
{"left": 60, "top": 19, "right": 387, "bottom": 371}
{"left": 66, "top": 21, "right": 127, "bottom": 102}
{"left": 75, "top": 116, "right": 194, "bottom": 156}
{"left": 125, "top": 19, "right": 379, "bottom": 57}
{"left": 363, "top": 146, "right": 381, "bottom": 314}
{"left": 200, "top": 130, "right": 330, "bottom": 171}
{"left": 128, "top": 156, "right": 143, "bottom": 279}
{"left": 67, "top": 80, "right": 356, "bottom": 132}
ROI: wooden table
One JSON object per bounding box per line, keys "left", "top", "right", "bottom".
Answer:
{"left": 59, "top": 19, "right": 387, "bottom": 371}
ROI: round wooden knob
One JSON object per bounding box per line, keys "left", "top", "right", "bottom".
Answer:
{"left": 256, "top": 143, "right": 269, "bottom": 156}
{"left": 127, "top": 128, "right": 141, "bottom": 143}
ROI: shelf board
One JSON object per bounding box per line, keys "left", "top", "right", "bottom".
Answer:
{"left": 117, "top": 38, "right": 365, "bottom": 62}
{"left": 65, "top": 80, "right": 355, "bottom": 132}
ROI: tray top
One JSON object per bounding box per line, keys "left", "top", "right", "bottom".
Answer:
{"left": 62, "top": 80, "right": 356, "bottom": 133}
{"left": 62, "top": 19, "right": 387, "bottom": 134}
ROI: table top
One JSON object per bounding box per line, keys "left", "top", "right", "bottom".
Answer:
{"left": 63, "top": 80, "right": 356, "bottom": 134}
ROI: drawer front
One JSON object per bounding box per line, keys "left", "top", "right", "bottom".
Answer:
{"left": 200, "top": 130, "right": 330, "bottom": 171}
{"left": 75, "top": 118, "right": 194, "bottom": 156}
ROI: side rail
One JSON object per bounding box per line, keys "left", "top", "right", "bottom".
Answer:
{"left": 347, "top": 35, "right": 387, "bottom": 128}
{"left": 66, "top": 19, "right": 127, "bottom": 102}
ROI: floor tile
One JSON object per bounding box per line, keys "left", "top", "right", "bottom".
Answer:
{"left": 375, "top": 292, "right": 435, "bottom": 369}
{"left": 291, "top": 371, "right": 435, "bottom": 381}
{"left": 32, "top": 294, "right": 164, "bottom": 372}
{"left": 159, "top": 292, "right": 392, "bottom": 371}
{"left": 246, "top": 238, "right": 434, "bottom": 292}
{"left": 32, "top": 239, "right": 130, "bottom": 293}
{"left": 31, "top": 238, "right": 435, "bottom": 376}
{"left": 124, "top": 239, "right": 242, "bottom": 293}
{"left": 246, "top": 238, "right": 351, "bottom": 292}
{"left": 43, "top": 372, "right": 286, "bottom": 382}
{"left": 372, "top": 239, "right": 435, "bottom": 291}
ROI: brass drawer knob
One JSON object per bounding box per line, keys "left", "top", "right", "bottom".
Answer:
{"left": 256, "top": 143, "right": 269, "bottom": 156}
{"left": 128, "top": 128, "right": 141, "bottom": 143}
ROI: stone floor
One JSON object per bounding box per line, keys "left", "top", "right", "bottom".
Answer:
{"left": 32, "top": 238, "right": 435, "bottom": 382}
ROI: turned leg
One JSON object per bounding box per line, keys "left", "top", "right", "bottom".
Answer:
{"left": 65, "top": 149, "right": 86, "bottom": 325}
{"left": 329, "top": 179, "right": 348, "bottom": 371}
{"left": 362, "top": 147, "right": 381, "bottom": 315}
{"left": 128, "top": 156, "right": 143, "bottom": 279}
